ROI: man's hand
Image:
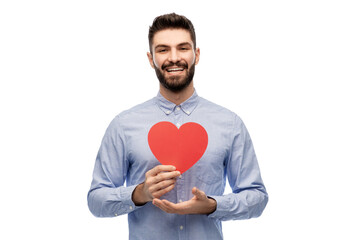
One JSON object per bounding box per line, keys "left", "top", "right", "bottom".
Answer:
{"left": 132, "top": 165, "right": 180, "bottom": 206}
{"left": 152, "top": 187, "right": 217, "bottom": 215}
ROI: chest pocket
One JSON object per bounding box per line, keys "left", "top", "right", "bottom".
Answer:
{"left": 195, "top": 150, "right": 225, "bottom": 185}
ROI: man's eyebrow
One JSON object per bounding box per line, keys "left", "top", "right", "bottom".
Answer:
{"left": 178, "top": 42, "right": 192, "bottom": 47}
{"left": 154, "top": 42, "right": 192, "bottom": 50}
{"left": 154, "top": 44, "right": 169, "bottom": 50}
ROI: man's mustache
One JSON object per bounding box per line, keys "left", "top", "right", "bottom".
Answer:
{"left": 161, "top": 61, "right": 188, "bottom": 70}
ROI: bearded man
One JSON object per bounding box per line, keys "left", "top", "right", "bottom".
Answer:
{"left": 88, "top": 13, "right": 268, "bottom": 240}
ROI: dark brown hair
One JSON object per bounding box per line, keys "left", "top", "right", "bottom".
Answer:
{"left": 148, "top": 13, "right": 196, "bottom": 53}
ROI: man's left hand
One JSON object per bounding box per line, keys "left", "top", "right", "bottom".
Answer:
{"left": 152, "top": 187, "right": 217, "bottom": 215}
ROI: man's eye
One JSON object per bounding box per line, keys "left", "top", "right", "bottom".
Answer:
{"left": 158, "top": 49, "right": 167, "bottom": 53}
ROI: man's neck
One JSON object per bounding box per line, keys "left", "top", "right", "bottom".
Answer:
{"left": 159, "top": 83, "right": 195, "bottom": 105}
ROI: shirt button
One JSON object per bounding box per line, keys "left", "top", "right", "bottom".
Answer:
{"left": 166, "top": 110, "right": 171, "bottom": 114}
{"left": 179, "top": 175, "right": 182, "bottom": 179}
{"left": 129, "top": 206, "right": 133, "bottom": 210}
{"left": 180, "top": 226, "right": 184, "bottom": 230}
{"left": 176, "top": 106, "right": 180, "bottom": 111}
{"left": 115, "top": 213, "right": 118, "bottom": 216}
{"left": 179, "top": 199, "right": 183, "bottom": 203}
{"left": 186, "top": 111, "right": 190, "bottom": 114}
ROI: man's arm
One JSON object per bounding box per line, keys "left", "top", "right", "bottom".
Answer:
{"left": 87, "top": 117, "right": 181, "bottom": 217}
{"left": 208, "top": 115, "right": 268, "bottom": 220}
{"left": 87, "top": 117, "right": 136, "bottom": 217}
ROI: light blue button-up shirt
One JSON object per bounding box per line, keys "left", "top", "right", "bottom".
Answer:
{"left": 88, "top": 91, "right": 268, "bottom": 240}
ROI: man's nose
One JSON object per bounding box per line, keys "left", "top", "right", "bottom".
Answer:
{"left": 168, "top": 49, "right": 181, "bottom": 63}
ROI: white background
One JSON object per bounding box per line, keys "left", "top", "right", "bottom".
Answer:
{"left": 1, "top": 0, "right": 359, "bottom": 239}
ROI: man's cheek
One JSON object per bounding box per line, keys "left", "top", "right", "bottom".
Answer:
{"left": 152, "top": 56, "right": 161, "bottom": 69}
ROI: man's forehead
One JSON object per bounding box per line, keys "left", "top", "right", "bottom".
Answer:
{"left": 152, "top": 28, "right": 193, "bottom": 47}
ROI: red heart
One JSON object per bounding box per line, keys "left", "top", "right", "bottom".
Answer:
{"left": 148, "top": 121, "right": 208, "bottom": 174}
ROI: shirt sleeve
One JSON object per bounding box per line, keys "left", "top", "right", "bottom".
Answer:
{"left": 208, "top": 115, "right": 268, "bottom": 221}
{"left": 87, "top": 117, "right": 141, "bottom": 218}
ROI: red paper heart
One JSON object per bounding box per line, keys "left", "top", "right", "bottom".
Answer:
{"left": 148, "top": 121, "right": 208, "bottom": 174}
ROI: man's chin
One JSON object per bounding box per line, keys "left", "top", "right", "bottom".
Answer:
{"left": 165, "top": 76, "right": 186, "bottom": 86}
{"left": 155, "top": 65, "right": 195, "bottom": 92}
{"left": 163, "top": 83, "right": 189, "bottom": 92}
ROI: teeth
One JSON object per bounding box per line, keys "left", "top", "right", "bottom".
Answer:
{"left": 167, "top": 68, "right": 184, "bottom": 72}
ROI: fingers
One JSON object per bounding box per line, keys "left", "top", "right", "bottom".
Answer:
{"left": 145, "top": 165, "right": 180, "bottom": 184}
{"left": 153, "top": 188, "right": 216, "bottom": 215}
{"left": 145, "top": 165, "right": 180, "bottom": 188}
{"left": 142, "top": 165, "right": 181, "bottom": 200}
{"left": 145, "top": 170, "right": 180, "bottom": 187}
{"left": 192, "top": 187, "right": 207, "bottom": 200}
{"left": 153, "top": 171, "right": 181, "bottom": 183}
{"left": 149, "top": 179, "right": 176, "bottom": 198}
{"left": 146, "top": 165, "right": 177, "bottom": 177}
{"left": 153, "top": 199, "right": 181, "bottom": 214}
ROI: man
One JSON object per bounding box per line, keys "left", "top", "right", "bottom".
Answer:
{"left": 88, "top": 13, "right": 268, "bottom": 240}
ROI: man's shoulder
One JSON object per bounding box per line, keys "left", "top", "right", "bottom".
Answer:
{"left": 198, "top": 96, "right": 238, "bottom": 118}
{"left": 114, "top": 98, "right": 155, "bottom": 120}
{"left": 198, "top": 96, "right": 246, "bottom": 131}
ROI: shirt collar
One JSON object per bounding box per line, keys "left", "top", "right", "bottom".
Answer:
{"left": 155, "top": 90, "right": 199, "bottom": 116}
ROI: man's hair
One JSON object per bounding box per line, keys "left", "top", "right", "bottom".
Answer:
{"left": 148, "top": 13, "right": 196, "bottom": 53}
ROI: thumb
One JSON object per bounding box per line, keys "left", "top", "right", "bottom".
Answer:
{"left": 192, "top": 187, "right": 206, "bottom": 200}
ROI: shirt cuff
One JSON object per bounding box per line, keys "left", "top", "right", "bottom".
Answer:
{"left": 113, "top": 185, "right": 140, "bottom": 216}
{"left": 207, "top": 195, "right": 229, "bottom": 219}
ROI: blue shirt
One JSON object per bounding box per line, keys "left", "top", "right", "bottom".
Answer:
{"left": 88, "top": 91, "right": 268, "bottom": 240}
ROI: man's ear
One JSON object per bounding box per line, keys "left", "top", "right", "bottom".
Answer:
{"left": 147, "top": 52, "right": 155, "bottom": 69}
{"left": 195, "top": 47, "right": 200, "bottom": 65}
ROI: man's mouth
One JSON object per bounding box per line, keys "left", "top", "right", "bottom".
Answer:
{"left": 166, "top": 67, "right": 185, "bottom": 72}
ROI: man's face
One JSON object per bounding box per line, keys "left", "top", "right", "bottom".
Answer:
{"left": 147, "top": 29, "right": 200, "bottom": 92}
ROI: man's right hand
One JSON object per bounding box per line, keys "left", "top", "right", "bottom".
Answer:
{"left": 132, "top": 165, "right": 180, "bottom": 206}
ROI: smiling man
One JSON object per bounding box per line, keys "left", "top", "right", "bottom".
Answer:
{"left": 149, "top": 28, "right": 199, "bottom": 96}
{"left": 88, "top": 13, "right": 268, "bottom": 240}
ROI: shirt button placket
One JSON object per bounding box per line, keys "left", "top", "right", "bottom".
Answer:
{"left": 175, "top": 106, "right": 186, "bottom": 240}
{"left": 174, "top": 105, "right": 182, "bottom": 129}
{"left": 179, "top": 217, "right": 186, "bottom": 239}
{"left": 177, "top": 174, "right": 186, "bottom": 240}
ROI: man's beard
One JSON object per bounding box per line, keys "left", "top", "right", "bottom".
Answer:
{"left": 154, "top": 61, "right": 195, "bottom": 93}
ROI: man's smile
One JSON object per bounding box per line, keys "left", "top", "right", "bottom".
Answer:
{"left": 165, "top": 67, "right": 185, "bottom": 73}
